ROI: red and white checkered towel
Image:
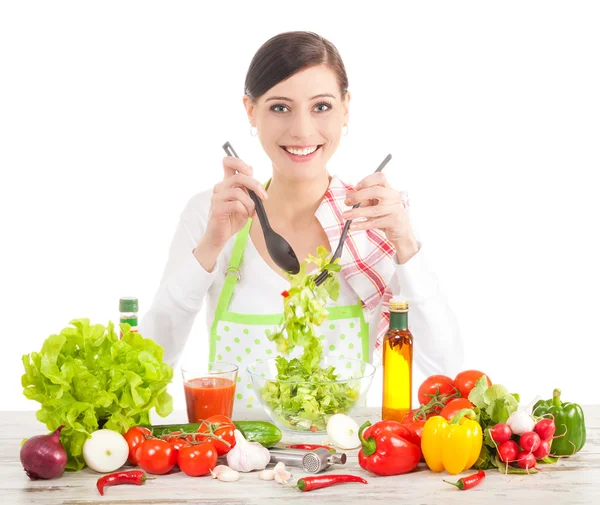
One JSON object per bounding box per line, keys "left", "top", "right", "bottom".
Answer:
{"left": 315, "top": 175, "right": 408, "bottom": 359}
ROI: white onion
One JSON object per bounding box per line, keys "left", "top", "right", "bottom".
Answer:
{"left": 326, "top": 414, "right": 361, "bottom": 449}
{"left": 506, "top": 410, "right": 536, "bottom": 435}
{"left": 82, "top": 429, "right": 129, "bottom": 473}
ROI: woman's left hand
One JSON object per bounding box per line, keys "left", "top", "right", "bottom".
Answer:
{"left": 343, "top": 172, "right": 419, "bottom": 264}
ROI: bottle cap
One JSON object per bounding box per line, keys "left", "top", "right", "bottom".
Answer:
{"left": 119, "top": 297, "right": 138, "bottom": 312}
{"left": 389, "top": 295, "right": 408, "bottom": 312}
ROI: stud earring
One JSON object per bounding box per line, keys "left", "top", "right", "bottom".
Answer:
{"left": 342, "top": 124, "right": 348, "bottom": 136}
{"left": 250, "top": 125, "right": 258, "bottom": 137}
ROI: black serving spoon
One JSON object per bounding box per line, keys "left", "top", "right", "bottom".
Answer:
{"left": 222, "top": 141, "right": 301, "bottom": 275}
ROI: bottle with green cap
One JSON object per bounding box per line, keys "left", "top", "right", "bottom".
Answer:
{"left": 119, "top": 297, "right": 139, "bottom": 338}
{"left": 382, "top": 295, "right": 413, "bottom": 422}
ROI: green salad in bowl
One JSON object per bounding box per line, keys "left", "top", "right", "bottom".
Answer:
{"left": 247, "top": 247, "right": 375, "bottom": 433}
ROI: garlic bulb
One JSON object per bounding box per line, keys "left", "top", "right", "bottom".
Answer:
{"left": 226, "top": 429, "right": 271, "bottom": 472}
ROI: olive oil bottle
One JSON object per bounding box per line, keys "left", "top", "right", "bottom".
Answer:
{"left": 382, "top": 296, "right": 413, "bottom": 421}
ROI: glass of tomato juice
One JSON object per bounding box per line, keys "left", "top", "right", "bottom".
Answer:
{"left": 181, "top": 362, "right": 238, "bottom": 422}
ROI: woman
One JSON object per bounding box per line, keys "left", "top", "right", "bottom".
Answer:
{"left": 139, "top": 31, "right": 463, "bottom": 409}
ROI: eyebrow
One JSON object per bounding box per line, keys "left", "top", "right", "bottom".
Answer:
{"left": 265, "top": 93, "right": 337, "bottom": 102}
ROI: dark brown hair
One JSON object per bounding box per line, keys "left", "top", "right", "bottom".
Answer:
{"left": 244, "top": 31, "right": 349, "bottom": 101}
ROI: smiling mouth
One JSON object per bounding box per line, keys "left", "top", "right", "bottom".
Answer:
{"left": 280, "top": 145, "right": 324, "bottom": 156}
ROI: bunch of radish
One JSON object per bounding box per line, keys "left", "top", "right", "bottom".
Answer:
{"left": 489, "top": 417, "right": 556, "bottom": 471}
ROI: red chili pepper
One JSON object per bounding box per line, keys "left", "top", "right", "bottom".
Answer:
{"left": 286, "top": 444, "right": 335, "bottom": 452}
{"left": 444, "top": 470, "right": 486, "bottom": 490}
{"left": 296, "top": 474, "right": 368, "bottom": 492}
{"left": 358, "top": 420, "right": 421, "bottom": 476}
{"left": 96, "top": 470, "right": 154, "bottom": 496}
{"left": 281, "top": 290, "right": 290, "bottom": 298}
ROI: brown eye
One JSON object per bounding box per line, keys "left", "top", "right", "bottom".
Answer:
{"left": 271, "top": 104, "right": 290, "bottom": 113}
{"left": 315, "top": 101, "right": 332, "bottom": 112}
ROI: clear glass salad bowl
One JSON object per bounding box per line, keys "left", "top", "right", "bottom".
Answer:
{"left": 246, "top": 356, "right": 376, "bottom": 434}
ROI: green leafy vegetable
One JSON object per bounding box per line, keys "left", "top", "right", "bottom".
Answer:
{"left": 260, "top": 355, "right": 360, "bottom": 431}
{"left": 474, "top": 444, "right": 495, "bottom": 470}
{"left": 22, "top": 319, "right": 174, "bottom": 471}
{"left": 469, "top": 376, "right": 519, "bottom": 427}
{"left": 491, "top": 453, "right": 539, "bottom": 474}
{"left": 269, "top": 246, "right": 341, "bottom": 369}
{"left": 483, "top": 384, "right": 510, "bottom": 404}
{"left": 262, "top": 247, "right": 359, "bottom": 431}
{"left": 469, "top": 376, "right": 524, "bottom": 472}
{"left": 540, "top": 455, "right": 559, "bottom": 465}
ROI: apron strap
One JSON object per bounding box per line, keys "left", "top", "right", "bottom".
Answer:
{"left": 213, "top": 178, "right": 271, "bottom": 317}
{"left": 213, "top": 218, "right": 253, "bottom": 318}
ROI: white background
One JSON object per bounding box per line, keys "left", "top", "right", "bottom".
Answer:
{"left": 1, "top": 1, "right": 599, "bottom": 414}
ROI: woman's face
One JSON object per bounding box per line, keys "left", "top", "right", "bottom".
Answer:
{"left": 243, "top": 64, "right": 350, "bottom": 181}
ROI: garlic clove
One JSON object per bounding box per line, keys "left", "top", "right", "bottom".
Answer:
{"left": 210, "top": 465, "right": 233, "bottom": 479}
{"left": 274, "top": 471, "right": 292, "bottom": 484}
{"left": 273, "top": 461, "right": 293, "bottom": 483}
{"left": 217, "top": 469, "right": 240, "bottom": 482}
{"left": 274, "top": 467, "right": 293, "bottom": 484}
{"left": 273, "top": 462, "right": 287, "bottom": 473}
{"left": 258, "top": 469, "right": 275, "bottom": 480}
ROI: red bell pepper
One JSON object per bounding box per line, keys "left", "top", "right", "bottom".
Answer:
{"left": 401, "top": 418, "right": 425, "bottom": 462}
{"left": 358, "top": 420, "right": 421, "bottom": 476}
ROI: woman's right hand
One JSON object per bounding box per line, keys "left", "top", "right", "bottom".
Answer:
{"left": 194, "top": 157, "right": 268, "bottom": 271}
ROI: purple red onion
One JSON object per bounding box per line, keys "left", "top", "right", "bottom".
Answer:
{"left": 20, "top": 425, "right": 67, "bottom": 479}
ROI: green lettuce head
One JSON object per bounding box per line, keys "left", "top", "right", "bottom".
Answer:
{"left": 22, "top": 318, "right": 173, "bottom": 471}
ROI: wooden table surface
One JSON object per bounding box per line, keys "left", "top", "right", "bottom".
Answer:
{"left": 1, "top": 406, "right": 598, "bottom": 505}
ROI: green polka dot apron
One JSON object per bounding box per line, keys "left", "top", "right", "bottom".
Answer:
{"left": 209, "top": 219, "right": 370, "bottom": 409}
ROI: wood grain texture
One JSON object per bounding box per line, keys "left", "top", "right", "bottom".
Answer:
{"left": 1, "top": 406, "right": 598, "bottom": 505}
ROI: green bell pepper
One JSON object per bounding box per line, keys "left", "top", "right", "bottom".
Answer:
{"left": 533, "top": 388, "right": 586, "bottom": 456}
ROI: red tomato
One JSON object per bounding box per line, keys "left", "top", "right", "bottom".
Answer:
{"left": 439, "top": 398, "right": 474, "bottom": 420}
{"left": 417, "top": 375, "right": 457, "bottom": 410}
{"left": 197, "top": 415, "right": 236, "bottom": 456}
{"left": 454, "top": 370, "right": 492, "bottom": 399}
{"left": 169, "top": 437, "right": 191, "bottom": 453}
{"left": 177, "top": 442, "right": 218, "bottom": 477}
{"left": 136, "top": 439, "right": 178, "bottom": 475}
{"left": 123, "top": 426, "right": 151, "bottom": 465}
{"left": 402, "top": 420, "right": 425, "bottom": 446}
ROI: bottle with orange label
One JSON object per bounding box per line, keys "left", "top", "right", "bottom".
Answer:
{"left": 382, "top": 296, "right": 413, "bottom": 422}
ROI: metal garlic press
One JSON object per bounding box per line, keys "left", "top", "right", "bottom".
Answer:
{"left": 268, "top": 448, "right": 347, "bottom": 473}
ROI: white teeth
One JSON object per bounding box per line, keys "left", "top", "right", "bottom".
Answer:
{"left": 285, "top": 146, "right": 319, "bottom": 156}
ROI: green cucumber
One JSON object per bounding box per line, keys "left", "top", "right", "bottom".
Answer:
{"left": 145, "top": 423, "right": 201, "bottom": 437}
{"left": 143, "top": 420, "right": 282, "bottom": 448}
{"left": 233, "top": 421, "right": 282, "bottom": 448}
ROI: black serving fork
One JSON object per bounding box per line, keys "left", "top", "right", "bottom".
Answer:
{"left": 313, "top": 153, "right": 392, "bottom": 287}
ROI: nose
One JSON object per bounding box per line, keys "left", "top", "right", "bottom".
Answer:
{"left": 289, "top": 110, "right": 315, "bottom": 139}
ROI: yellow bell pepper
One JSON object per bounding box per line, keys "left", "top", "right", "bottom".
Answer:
{"left": 421, "top": 408, "right": 482, "bottom": 475}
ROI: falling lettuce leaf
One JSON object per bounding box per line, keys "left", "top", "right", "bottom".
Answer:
{"left": 262, "top": 247, "right": 359, "bottom": 431}
{"left": 268, "top": 246, "right": 341, "bottom": 369}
